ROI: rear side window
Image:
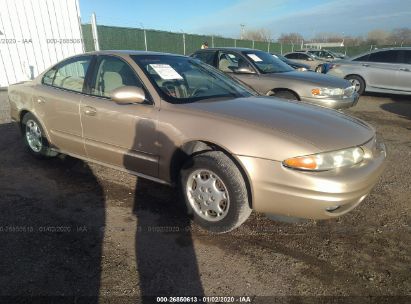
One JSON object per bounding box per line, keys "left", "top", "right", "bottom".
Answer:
{"left": 52, "top": 56, "right": 92, "bottom": 92}
{"left": 90, "top": 56, "right": 143, "bottom": 98}
{"left": 353, "top": 54, "right": 370, "bottom": 61}
{"left": 368, "top": 50, "right": 399, "bottom": 63}
{"left": 192, "top": 52, "right": 216, "bottom": 66}
{"left": 399, "top": 50, "right": 411, "bottom": 64}
{"left": 285, "top": 53, "right": 298, "bottom": 59}
{"left": 42, "top": 68, "right": 56, "bottom": 86}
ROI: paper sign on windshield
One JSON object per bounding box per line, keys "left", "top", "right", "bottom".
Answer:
{"left": 149, "top": 64, "right": 183, "bottom": 80}
{"left": 247, "top": 54, "right": 263, "bottom": 62}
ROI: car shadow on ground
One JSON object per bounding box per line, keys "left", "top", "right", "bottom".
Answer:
{"left": 124, "top": 119, "right": 204, "bottom": 301}
{"left": 364, "top": 92, "right": 411, "bottom": 120}
{"left": 0, "top": 123, "right": 105, "bottom": 301}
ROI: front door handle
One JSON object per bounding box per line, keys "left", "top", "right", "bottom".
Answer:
{"left": 83, "top": 106, "right": 97, "bottom": 116}
{"left": 399, "top": 68, "right": 410, "bottom": 72}
{"left": 362, "top": 64, "right": 369, "bottom": 67}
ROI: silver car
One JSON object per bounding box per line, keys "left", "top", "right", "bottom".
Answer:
{"left": 283, "top": 51, "right": 326, "bottom": 72}
{"left": 327, "top": 47, "right": 411, "bottom": 95}
{"left": 191, "top": 48, "right": 358, "bottom": 109}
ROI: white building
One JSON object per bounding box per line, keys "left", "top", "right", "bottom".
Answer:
{"left": 0, "top": 0, "right": 84, "bottom": 87}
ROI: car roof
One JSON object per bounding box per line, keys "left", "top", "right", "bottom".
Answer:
{"left": 349, "top": 47, "right": 411, "bottom": 60}
{"left": 195, "top": 47, "right": 259, "bottom": 52}
{"left": 84, "top": 50, "right": 186, "bottom": 57}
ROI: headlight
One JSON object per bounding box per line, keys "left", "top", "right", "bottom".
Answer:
{"left": 311, "top": 87, "right": 344, "bottom": 97}
{"left": 283, "top": 147, "right": 364, "bottom": 171}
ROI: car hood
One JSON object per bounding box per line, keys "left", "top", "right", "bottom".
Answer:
{"left": 265, "top": 71, "right": 351, "bottom": 88}
{"left": 183, "top": 96, "right": 374, "bottom": 153}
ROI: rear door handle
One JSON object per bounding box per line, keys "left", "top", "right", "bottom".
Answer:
{"left": 362, "top": 64, "right": 369, "bottom": 67}
{"left": 399, "top": 68, "right": 410, "bottom": 71}
{"left": 83, "top": 106, "right": 97, "bottom": 116}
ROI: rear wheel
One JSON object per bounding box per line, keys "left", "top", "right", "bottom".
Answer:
{"left": 22, "top": 113, "right": 57, "bottom": 158}
{"left": 180, "top": 151, "right": 251, "bottom": 233}
{"left": 345, "top": 75, "right": 365, "bottom": 95}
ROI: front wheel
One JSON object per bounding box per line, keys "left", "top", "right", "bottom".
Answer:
{"left": 345, "top": 75, "right": 365, "bottom": 95}
{"left": 180, "top": 151, "right": 252, "bottom": 233}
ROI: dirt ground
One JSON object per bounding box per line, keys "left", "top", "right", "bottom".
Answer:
{"left": 0, "top": 90, "right": 410, "bottom": 303}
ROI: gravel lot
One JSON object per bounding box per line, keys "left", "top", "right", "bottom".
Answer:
{"left": 0, "top": 90, "right": 409, "bottom": 303}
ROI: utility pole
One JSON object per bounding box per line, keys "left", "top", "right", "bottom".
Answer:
{"left": 180, "top": 29, "right": 186, "bottom": 55}
{"left": 140, "top": 23, "right": 147, "bottom": 51}
{"left": 91, "top": 12, "right": 100, "bottom": 51}
{"left": 240, "top": 24, "right": 245, "bottom": 40}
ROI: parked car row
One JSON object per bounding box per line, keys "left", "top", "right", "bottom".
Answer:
{"left": 191, "top": 47, "right": 358, "bottom": 109}
{"left": 326, "top": 47, "right": 411, "bottom": 95}
{"left": 8, "top": 49, "right": 387, "bottom": 233}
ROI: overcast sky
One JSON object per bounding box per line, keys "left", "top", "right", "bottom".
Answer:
{"left": 80, "top": 0, "right": 411, "bottom": 38}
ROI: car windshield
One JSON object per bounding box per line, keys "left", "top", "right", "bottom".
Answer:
{"left": 132, "top": 55, "right": 254, "bottom": 104}
{"left": 242, "top": 51, "right": 293, "bottom": 74}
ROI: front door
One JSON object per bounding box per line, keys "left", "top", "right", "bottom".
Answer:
{"left": 80, "top": 55, "right": 159, "bottom": 177}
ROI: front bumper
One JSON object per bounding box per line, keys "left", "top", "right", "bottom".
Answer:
{"left": 236, "top": 137, "right": 386, "bottom": 219}
{"left": 301, "top": 92, "right": 359, "bottom": 110}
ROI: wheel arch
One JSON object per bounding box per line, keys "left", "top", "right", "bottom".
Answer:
{"left": 170, "top": 140, "right": 254, "bottom": 208}
{"left": 345, "top": 74, "right": 366, "bottom": 87}
{"left": 267, "top": 88, "right": 300, "bottom": 100}
{"left": 19, "top": 110, "right": 53, "bottom": 144}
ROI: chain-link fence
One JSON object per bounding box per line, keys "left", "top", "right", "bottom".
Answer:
{"left": 81, "top": 24, "right": 410, "bottom": 57}
{"left": 81, "top": 24, "right": 292, "bottom": 55}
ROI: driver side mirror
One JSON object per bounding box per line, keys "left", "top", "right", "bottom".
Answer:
{"left": 233, "top": 66, "right": 255, "bottom": 74}
{"left": 111, "top": 86, "right": 146, "bottom": 105}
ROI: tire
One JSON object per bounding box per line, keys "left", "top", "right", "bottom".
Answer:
{"left": 21, "top": 112, "right": 57, "bottom": 158}
{"left": 273, "top": 90, "right": 298, "bottom": 100}
{"left": 180, "top": 151, "right": 252, "bottom": 233}
{"left": 345, "top": 75, "right": 365, "bottom": 95}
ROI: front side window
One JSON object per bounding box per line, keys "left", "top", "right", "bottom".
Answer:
{"left": 90, "top": 56, "right": 143, "bottom": 98}
{"left": 368, "top": 50, "right": 399, "bottom": 63}
{"left": 242, "top": 50, "right": 293, "bottom": 73}
{"left": 132, "top": 55, "right": 254, "bottom": 104}
{"left": 217, "top": 51, "right": 254, "bottom": 73}
{"left": 52, "top": 56, "right": 92, "bottom": 92}
{"left": 353, "top": 54, "right": 370, "bottom": 62}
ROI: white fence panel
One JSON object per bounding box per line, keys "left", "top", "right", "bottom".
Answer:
{"left": 0, "top": 0, "right": 84, "bottom": 87}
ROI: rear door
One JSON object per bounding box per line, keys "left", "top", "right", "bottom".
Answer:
{"left": 363, "top": 50, "right": 400, "bottom": 91}
{"left": 34, "top": 55, "right": 93, "bottom": 156}
{"left": 80, "top": 55, "right": 159, "bottom": 177}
